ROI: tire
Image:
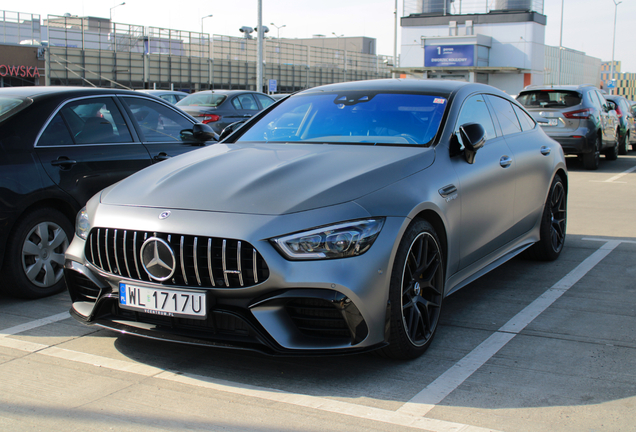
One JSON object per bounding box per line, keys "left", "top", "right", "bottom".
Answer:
{"left": 583, "top": 135, "right": 601, "bottom": 170}
{"left": 1, "top": 208, "right": 73, "bottom": 299}
{"left": 379, "top": 220, "right": 444, "bottom": 360}
{"left": 605, "top": 133, "right": 618, "bottom": 161}
{"left": 618, "top": 132, "right": 628, "bottom": 156}
{"left": 525, "top": 175, "right": 567, "bottom": 261}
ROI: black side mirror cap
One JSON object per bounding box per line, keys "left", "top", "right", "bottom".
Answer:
{"left": 193, "top": 123, "right": 219, "bottom": 143}
{"left": 459, "top": 123, "right": 486, "bottom": 164}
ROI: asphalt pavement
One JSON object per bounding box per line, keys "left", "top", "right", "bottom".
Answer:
{"left": 0, "top": 154, "right": 634, "bottom": 432}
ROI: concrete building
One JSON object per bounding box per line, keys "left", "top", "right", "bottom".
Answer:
{"left": 397, "top": 0, "right": 602, "bottom": 95}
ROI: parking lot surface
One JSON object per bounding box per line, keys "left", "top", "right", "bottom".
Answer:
{"left": 1, "top": 156, "right": 635, "bottom": 432}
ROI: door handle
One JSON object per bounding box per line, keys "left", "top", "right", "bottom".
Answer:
{"left": 243, "top": 114, "right": 252, "bottom": 118}
{"left": 438, "top": 184, "right": 457, "bottom": 198}
{"left": 50, "top": 158, "right": 77, "bottom": 168}
{"left": 499, "top": 156, "right": 512, "bottom": 168}
{"left": 540, "top": 146, "right": 551, "bottom": 156}
{"left": 153, "top": 152, "right": 171, "bottom": 162}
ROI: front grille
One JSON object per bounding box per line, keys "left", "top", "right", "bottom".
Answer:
{"left": 85, "top": 228, "right": 269, "bottom": 288}
{"left": 286, "top": 298, "right": 351, "bottom": 339}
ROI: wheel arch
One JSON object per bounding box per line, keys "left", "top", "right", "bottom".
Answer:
{"left": 410, "top": 209, "right": 449, "bottom": 278}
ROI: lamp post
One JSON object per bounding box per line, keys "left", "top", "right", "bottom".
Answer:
{"left": 201, "top": 14, "right": 213, "bottom": 35}
{"left": 109, "top": 2, "right": 125, "bottom": 22}
{"left": 270, "top": 22, "right": 285, "bottom": 40}
{"left": 610, "top": 0, "right": 621, "bottom": 95}
{"left": 332, "top": 32, "right": 345, "bottom": 82}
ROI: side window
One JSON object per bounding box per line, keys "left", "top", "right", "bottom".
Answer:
{"left": 122, "top": 97, "right": 194, "bottom": 143}
{"left": 594, "top": 91, "right": 608, "bottom": 111}
{"left": 160, "top": 94, "right": 177, "bottom": 104}
{"left": 38, "top": 113, "right": 74, "bottom": 146}
{"left": 587, "top": 91, "right": 602, "bottom": 111}
{"left": 455, "top": 94, "right": 497, "bottom": 148}
{"left": 513, "top": 104, "right": 536, "bottom": 132}
{"left": 486, "top": 95, "right": 522, "bottom": 136}
{"left": 237, "top": 94, "right": 258, "bottom": 110}
{"left": 231, "top": 97, "right": 242, "bottom": 110}
{"left": 48, "top": 97, "right": 133, "bottom": 145}
{"left": 255, "top": 94, "right": 274, "bottom": 109}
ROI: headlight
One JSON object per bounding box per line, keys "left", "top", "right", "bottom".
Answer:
{"left": 75, "top": 207, "right": 91, "bottom": 240}
{"left": 271, "top": 218, "right": 385, "bottom": 260}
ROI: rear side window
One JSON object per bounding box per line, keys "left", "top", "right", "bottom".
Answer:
{"left": 0, "top": 96, "right": 32, "bottom": 123}
{"left": 517, "top": 91, "right": 582, "bottom": 108}
{"left": 513, "top": 105, "right": 536, "bottom": 131}
{"left": 486, "top": 95, "right": 522, "bottom": 136}
{"left": 122, "top": 97, "right": 194, "bottom": 143}
{"left": 255, "top": 94, "right": 274, "bottom": 109}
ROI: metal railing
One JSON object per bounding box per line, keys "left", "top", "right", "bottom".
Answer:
{"left": 0, "top": 10, "right": 41, "bottom": 45}
{"left": 404, "top": 0, "right": 544, "bottom": 16}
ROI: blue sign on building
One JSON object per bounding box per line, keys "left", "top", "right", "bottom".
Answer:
{"left": 425, "top": 45, "right": 474, "bottom": 67}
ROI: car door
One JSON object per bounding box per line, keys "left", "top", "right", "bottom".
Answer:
{"left": 34, "top": 96, "right": 152, "bottom": 206}
{"left": 450, "top": 93, "right": 516, "bottom": 270}
{"left": 593, "top": 91, "right": 616, "bottom": 144}
{"left": 119, "top": 96, "right": 211, "bottom": 163}
{"left": 488, "top": 96, "right": 554, "bottom": 238}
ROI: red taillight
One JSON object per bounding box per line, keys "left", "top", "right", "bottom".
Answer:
{"left": 563, "top": 108, "right": 593, "bottom": 119}
{"left": 615, "top": 105, "right": 623, "bottom": 118}
{"left": 200, "top": 114, "right": 220, "bottom": 123}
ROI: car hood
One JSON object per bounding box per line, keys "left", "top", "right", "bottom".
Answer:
{"left": 100, "top": 143, "right": 435, "bottom": 215}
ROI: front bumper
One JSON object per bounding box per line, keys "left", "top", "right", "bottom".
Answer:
{"left": 64, "top": 206, "right": 404, "bottom": 356}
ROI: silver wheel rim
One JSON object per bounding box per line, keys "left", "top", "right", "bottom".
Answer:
{"left": 21, "top": 221, "right": 69, "bottom": 288}
{"left": 400, "top": 232, "right": 443, "bottom": 347}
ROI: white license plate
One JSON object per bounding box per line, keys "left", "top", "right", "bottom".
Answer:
{"left": 119, "top": 283, "right": 206, "bottom": 319}
{"left": 543, "top": 119, "right": 558, "bottom": 126}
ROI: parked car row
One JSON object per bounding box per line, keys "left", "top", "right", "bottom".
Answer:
{"left": 516, "top": 84, "right": 632, "bottom": 170}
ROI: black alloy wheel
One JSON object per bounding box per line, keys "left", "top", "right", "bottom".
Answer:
{"left": 380, "top": 220, "right": 444, "bottom": 360}
{"left": 526, "top": 174, "right": 567, "bottom": 261}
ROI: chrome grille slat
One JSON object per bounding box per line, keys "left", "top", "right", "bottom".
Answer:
{"left": 237, "top": 241, "right": 243, "bottom": 287}
{"left": 123, "top": 231, "right": 131, "bottom": 278}
{"left": 104, "top": 229, "right": 112, "bottom": 273}
{"left": 207, "top": 238, "right": 215, "bottom": 287}
{"left": 180, "top": 236, "right": 188, "bottom": 285}
{"left": 222, "top": 239, "right": 229, "bottom": 287}
{"left": 86, "top": 228, "right": 268, "bottom": 289}
{"left": 133, "top": 232, "right": 141, "bottom": 279}
{"left": 113, "top": 229, "right": 120, "bottom": 275}
{"left": 253, "top": 248, "right": 258, "bottom": 284}
{"left": 193, "top": 237, "right": 201, "bottom": 286}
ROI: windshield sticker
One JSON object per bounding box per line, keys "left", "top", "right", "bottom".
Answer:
{"left": 433, "top": 98, "right": 446, "bottom": 104}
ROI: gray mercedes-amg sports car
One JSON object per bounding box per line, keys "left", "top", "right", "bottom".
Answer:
{"left": 64, "top": 79, "right": 567, "bottom": 359}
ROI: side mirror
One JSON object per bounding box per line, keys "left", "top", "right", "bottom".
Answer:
{"left": 193, "top": 123, "right": 218, "bottom": 143}
{"left": 219, "top": 120, "right": 246, "bottom": 141}
{"left": 459, "top": 123, "right": 486, "bottom": 164}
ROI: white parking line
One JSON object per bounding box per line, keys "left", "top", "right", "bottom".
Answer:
{"left": 0, "top": 240, "right": 620, "bottom": 430}
{"left": 397, "top": 240, "right": 620, "bottom": 417}
{"left": 602, "top": 165, "right": 636, "bottom": 183}
{"left": 0, "top": 311, "right": 70, "bottom": 337}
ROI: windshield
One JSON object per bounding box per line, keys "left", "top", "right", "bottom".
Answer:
{"left": 0, "top": 96, "right": 31, "bottom": 123}
{"left": 236, "top": 92, "right": 447, "bottom": 146}
{"left": 177, "top": 93, "right": 227, "bottom": 107}
{"left": 517, "top": 90, "right": 582, "bottom": 108}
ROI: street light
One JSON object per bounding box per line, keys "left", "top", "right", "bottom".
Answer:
{"left": 201, "top": 14, "right": 213, "bottom": 35}
{"left": 610, "top": 0, "right": 621, "bottom": 95}
{"left": 270, "top": 22, "right": 286, "bottom": 39}
{"left": 109, "top": 2, "right": 125, "bottom": 22}
{"left": 332, "top": 32, "right": 345, "bottom": 82}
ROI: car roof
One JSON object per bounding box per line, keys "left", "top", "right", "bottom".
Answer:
{"left": 137, "top": 89, "right": 189, "bottom": 95}
{"left": 188, "top": 90, "right": 270, "bottom": 96}
{"left": 0, "top": 86, "right": 142, "bottom": 98}
{"left": 520, "top": 84, "right": 597, "bottom": 93}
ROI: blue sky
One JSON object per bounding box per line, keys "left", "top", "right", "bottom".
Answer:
{"left": 18, "top": 0, "right": 636, "bottom": 72}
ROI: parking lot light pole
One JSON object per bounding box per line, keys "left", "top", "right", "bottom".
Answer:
{"left": 270, "top": 22, "right": 285, "bottom": 65}
{"left": 109, "top": 2, "right": 125, "bottom": 22}
{"left": 201, "top": 14, "right": 213, "bottom": 36}
{"left": 610, "top": 0, "right": 621, "bottom": 95}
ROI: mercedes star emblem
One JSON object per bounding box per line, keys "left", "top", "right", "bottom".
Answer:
{"left": 159, "top": 211, "right": 171, "bottom": 220}
{"left": 140, "top": 237, "right": 176, "bottom": 281}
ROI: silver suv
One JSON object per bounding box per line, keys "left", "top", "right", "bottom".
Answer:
{"left": 517, "top": 85, "right": 619, "bottom": 170}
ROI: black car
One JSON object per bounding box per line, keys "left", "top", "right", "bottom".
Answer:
{"left": 605, "top": 94, "right": 636, "bottom": 155}
{"left": 176, "top": 90, "right": 275, "bottom": 134}
{"left": 0, "top": 86, "right": 216, "bottom": 299}
{"left": 517, "top": 84, "right": 619, "bottom": 170}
